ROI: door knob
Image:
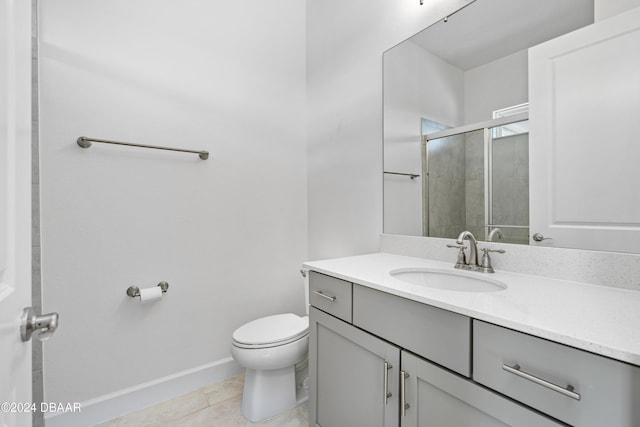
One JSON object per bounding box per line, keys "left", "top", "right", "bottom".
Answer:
{"left": 532, "top": 233, "right": 551, "bottom": 242}
{"left": 20, "top": 307, "right": 59, "bottom": 342}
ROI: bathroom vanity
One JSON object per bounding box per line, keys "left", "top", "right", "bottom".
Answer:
{"left": 304, "top": 253, "right": 640, "bottom": 427}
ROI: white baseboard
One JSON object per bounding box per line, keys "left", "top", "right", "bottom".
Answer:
{"left": 45, "top": 357, "right": 242, "bottom": 427}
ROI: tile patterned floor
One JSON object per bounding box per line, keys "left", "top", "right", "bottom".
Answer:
{"left": 97, "top": 374, "right": 309, "bottom": 427}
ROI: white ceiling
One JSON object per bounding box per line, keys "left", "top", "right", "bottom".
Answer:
{"left": 409, "top": 0, "right": 594, "bottom": 71}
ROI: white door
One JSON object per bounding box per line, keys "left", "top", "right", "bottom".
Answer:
{"left": 0, "top": 0, "right": 33, "bottom": 426}
{"left": 529, "top": 6, "right": 640, "bottom": 253}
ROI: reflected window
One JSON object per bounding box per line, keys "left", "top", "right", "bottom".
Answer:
{"left": 493, "top": 103, "right": 529, "bottom": 137}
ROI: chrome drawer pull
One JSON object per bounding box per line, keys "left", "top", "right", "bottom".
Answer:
{"left": 312, "top": 290, "right": 336, "bottom": 302}
{"left": 400, "top": 371, "right": 410, "bottom": 416}
{"left": 502, "top": 364, "right": 581, "bottom": 401}
{"left": 384, "top": 362, "right": 392, "bottom": 404}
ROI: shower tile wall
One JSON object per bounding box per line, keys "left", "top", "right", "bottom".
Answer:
{"left": 427, "top": 129, "right": 486, "bottom": 240}
{"left": 464, "top": 130, "right": 485, "bottom": 239}
{"left": 491, "top": 133, "right": 529, "bottom": 244}
{"left": 427, "top": 134, "right": 466, "bottom": 238}
{"left": 427, "top": 128, "right": 529, "bottom": 243}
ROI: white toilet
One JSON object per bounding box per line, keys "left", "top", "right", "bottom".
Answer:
{"left": 231, "top": 276, "right": 310, "bottom": 422}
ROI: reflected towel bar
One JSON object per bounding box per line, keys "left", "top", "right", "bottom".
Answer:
{"left": 384, "top": 171, "right": 420, "bottom": 180}
{"left": 77, "top": 136, "right": 209, "bottom": 160}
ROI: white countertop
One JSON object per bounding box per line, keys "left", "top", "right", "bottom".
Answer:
{"left": 303, "top": 252, "right": 640, "bottom": 366}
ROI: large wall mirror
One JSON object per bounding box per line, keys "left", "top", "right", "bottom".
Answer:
{"left": 383, "top": 0, "right": 595, "bottom": 246}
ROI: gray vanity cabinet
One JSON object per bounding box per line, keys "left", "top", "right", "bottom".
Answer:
{"left": 309, "top": 272, "right": 564, "bottom": 427}
{"left": 309, "top": 306, "right": 400, "bottom": 427}
{"left": 401, "top": 351, "right": 562, "bottom": 427}
{"left": 309, "top": 271, "right": 353, "bottom": 322}
{"left": 352, "top": 284, "right": 471, "bottom": 376}
{"left": 474, "top": 320, "right": 640, "bottom": 426}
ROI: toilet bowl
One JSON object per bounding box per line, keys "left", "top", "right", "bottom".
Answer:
{"left": 231, "top": 312, "right": 309, "bottom": 422}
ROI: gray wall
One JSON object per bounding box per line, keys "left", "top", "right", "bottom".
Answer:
{"left": 383, "top": 40, "right": 465, "bottom": 236}
{"left": 464, "top": 50, "right": 528, "bottom": 123}
{"left": 39, "top": 0, "right": 307, "bottom": 411}
{"left": 381, "top": 36, "right": 527, "bottom": 238}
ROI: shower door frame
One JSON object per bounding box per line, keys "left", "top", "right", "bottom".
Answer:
{"left": 421, "top": 112, "right": 529, "bottom": 239}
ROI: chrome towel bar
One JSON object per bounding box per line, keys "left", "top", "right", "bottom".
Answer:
{"left": 383, "top": 171, "right": 420, "bottom": 180}
{"left": 77, "top": 136, "right": 209, "bottom": 160}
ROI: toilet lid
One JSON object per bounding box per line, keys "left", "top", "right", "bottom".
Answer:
{"left": 232, "top": 313, "right": 309, "bottom": 346}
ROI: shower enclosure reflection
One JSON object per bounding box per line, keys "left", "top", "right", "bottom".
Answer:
{"left": 422, "top": 114, "right": 529, "bottom": 244}
{"left": 382, "top": 0, "right": 594, "bottom": 244}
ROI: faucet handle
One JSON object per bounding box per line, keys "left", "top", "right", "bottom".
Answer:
{"left": 446, "top": 244, "right": 467, "bottom": 266}
{"left": 484, "top": 248, "right": 506, "bottom": 254}
{"left": 479, "top": 248, "right": 505, "bottom": 272}
{"left": 446, "top": 244, "right": 466, "bottom": 249}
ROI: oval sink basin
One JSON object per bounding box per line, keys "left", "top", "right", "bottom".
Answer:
{"left": 390, "top": 268, "right": 507, "bottom": 292}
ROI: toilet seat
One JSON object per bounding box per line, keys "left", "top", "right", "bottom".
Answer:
{"left": 232, "top": 313, "right": 309, "bottom": 349}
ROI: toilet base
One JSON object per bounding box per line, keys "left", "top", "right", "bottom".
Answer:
{"left": 241, "top": 365, "right": 308, "bottom": 422}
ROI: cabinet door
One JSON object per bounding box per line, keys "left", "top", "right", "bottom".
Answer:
{"left": 400, "top": 351, "right": 562, "bottom": 427}
{"left": 309, "top": 306, "right": 400, "bottom": 427}
{"left": 529, "top": 6, "right": 640, "bottom": 252}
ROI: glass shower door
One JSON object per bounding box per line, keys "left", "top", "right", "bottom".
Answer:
{"left": 488, "top": 120, "right": 529, "bottom": 244}
{"left": 421, "top": 116, "right": 529, "bottom": 243}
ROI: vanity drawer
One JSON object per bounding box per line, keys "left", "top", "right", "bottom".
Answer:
{"left": 309, "top": 271, "right": 352, "bottom": 323}
{"left": 473, "top": 320, "right": 640, "bottom": 427}
{"left": 353, "top": 284, "right": 471, "bottom": 376}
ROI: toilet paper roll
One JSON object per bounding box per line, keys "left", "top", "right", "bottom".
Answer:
{"left": 139, "top": 286, "right": 163, "bottom": 304}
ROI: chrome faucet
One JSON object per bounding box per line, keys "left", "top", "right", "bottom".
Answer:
{"left": 488, "top": 227, "right": 503, "bottom": 242}
{"left": 457, "top": 230, "right": 479, "bottom": 267}
{"left": 447, "top": 230, "right": 505, "bottom": 273}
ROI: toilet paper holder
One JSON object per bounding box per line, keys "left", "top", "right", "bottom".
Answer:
{"left": 126, "top": 281, "right": 169, "bottom": 298}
